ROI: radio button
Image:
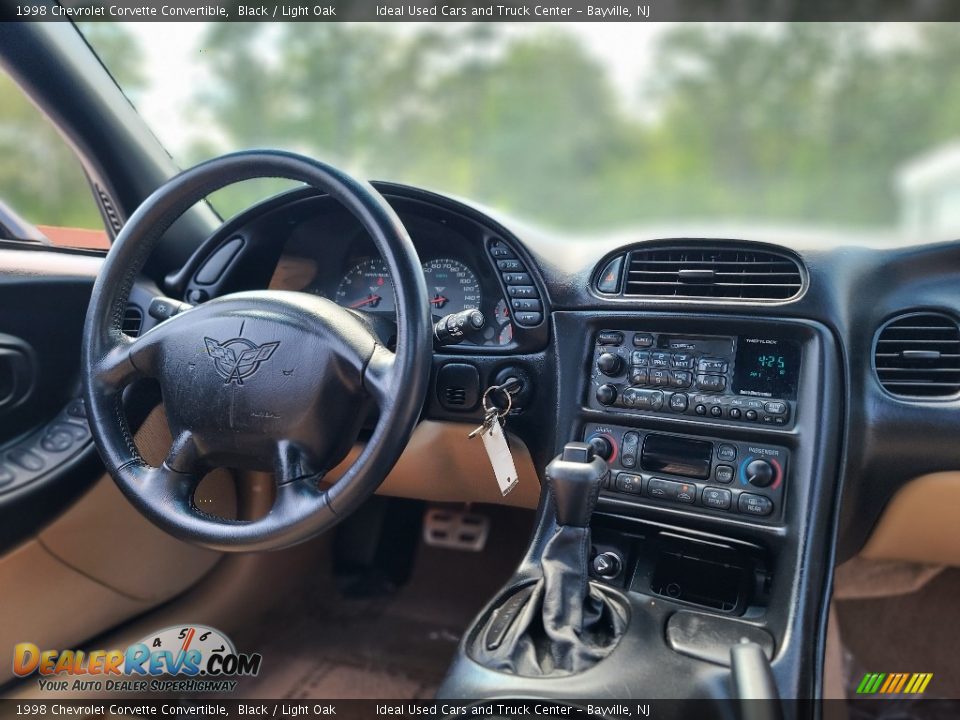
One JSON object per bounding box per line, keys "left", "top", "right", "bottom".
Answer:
{"left": 668, "top": 393, "right": 689, "bottom": 412}
{"left": 717, "top": 444, "right": 738, "bottom": 461}
{"left": 629, "top": 368, "right": 648, "bottom": 386}
{"left": 738, "top": 493, "right": 774, "bottom": 517}
{"left": 709, "top": 406, "right": 723, "bottom": 418}
{"left": 621, "top": 388, "right": 664, "bottom": 410}
{"left": 696, "top": 374, "right": 727, "bottom": 392}
{"left": 745, "top": 409, "right": 759, "bottom": 421}
{"left": 631, "top": 351, "right": 649, "bottom": 366}
{"left": 670, "top": 371, "right": 692, "bottom": 388}
{"left": 633, "top": 333, "right": 655, "bottom": 348}
{"left": 698, "top": 358, "right": 728, "bottom": 373}
{"left": 596, "top": 384, "right": 618, "bottom": 406}
{"left": 764, "top": 401, "right": 787, "bottom": 415}
{"left": 702, "top": 487, "right": 732, "bottom": 510}
{"left": 671, "top": 353, "right": 695, "bottom": 369}
{"left": 598, "top": 331, "right": 624, "bottom": 346}
{"left": 650, "top": 369, "right": 671, "bottom": 387}
{"left": 597, "top": 352, "right": 623, "bottom": 376}
{"left": 714, "top": 465, "right": 735, "bottom": 483}
{"left": 615, "top": 472, "right": 643, "bottom": 495}
{"left": 695, "top": 404, "right": 707, "bottom": 416}
{"left": 729, "top": 408, "right": 742, "bottom": 420}
{"left": 650, "top": 352, "right": 671, "bottom": 368}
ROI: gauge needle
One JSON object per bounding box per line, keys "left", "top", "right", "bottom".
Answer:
{"left": 430, "top": 296, "right": 449, "bottom": 306}
{"left": 350, "top": 295, "right": 381, "bottom": 308}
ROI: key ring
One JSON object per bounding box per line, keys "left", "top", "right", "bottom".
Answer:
{"left": 482, "top": 384, "right": 513, "bottom": 419}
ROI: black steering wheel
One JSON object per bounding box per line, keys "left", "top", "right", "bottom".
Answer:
{"left": 81, "top": 151, "right": 432, "bottom": 551}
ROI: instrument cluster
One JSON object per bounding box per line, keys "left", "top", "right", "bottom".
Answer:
{"left": 268, "top": 209, "right": 517, "bottom": 347}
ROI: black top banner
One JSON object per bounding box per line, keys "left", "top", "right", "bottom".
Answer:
{"left": 6, "top": 0, "right": 960, "bottom": 21}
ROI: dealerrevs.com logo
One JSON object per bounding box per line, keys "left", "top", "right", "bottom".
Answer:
{"left": 13, "top": 625, "right": 262, "bottom": 693}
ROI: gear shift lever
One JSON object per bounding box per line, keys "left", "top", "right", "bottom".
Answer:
{"left": 546, "top": 441, "right": 608, "bottom": 527}
{"left": 473, "top": 441, "right": 627, "bottom": 676}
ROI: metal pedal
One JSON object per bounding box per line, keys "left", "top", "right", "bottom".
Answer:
{"left": 423, "top": 507, "right": 490, "bottom": 552}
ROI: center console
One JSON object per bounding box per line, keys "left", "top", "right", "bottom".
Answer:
{"left": 439, "top": 312, "right": 841, "bottom": 704}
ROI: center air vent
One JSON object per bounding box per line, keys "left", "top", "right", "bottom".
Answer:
{"left": 874, "top": 312, "right": 960, "bottom": 398}
{"left": 122, "top": 305, "right": 143, "bottom": 338}
{"left": 622, "top": 245, "right": 804, "bottom": 301}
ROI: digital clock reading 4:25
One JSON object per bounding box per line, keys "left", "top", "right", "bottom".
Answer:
{"left": 732, "top": 337, "right": 802, "bottom": 399}
{"left": 755, "top": 354, "right": 788, "bottom": 372}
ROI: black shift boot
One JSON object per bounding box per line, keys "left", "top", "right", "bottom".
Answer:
{"left": 473, "top": 442, "right": 628, "bottom": 676}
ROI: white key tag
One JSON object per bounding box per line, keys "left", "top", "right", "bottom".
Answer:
{"left": 480, "top": 416, "right": 519, "bottom": 497}
{"left": 469, "top": 383, "right": 519, "bottom": 496}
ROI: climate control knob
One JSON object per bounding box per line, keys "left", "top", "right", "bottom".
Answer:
{"left": 587, "top": 434, "right": 614, "bottom": 461}
{"left": 597, "top": 352, "right": 623, "bottom": 376}
{"left": 744, "top": 459, "right": 776, "bottom": 488}
{"left": 595, "top": 384, "right": 618, "bottom": 406}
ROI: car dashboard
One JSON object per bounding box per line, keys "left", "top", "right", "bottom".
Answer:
{"left": 146, "top": 179, "right": 960, "bottom": 698}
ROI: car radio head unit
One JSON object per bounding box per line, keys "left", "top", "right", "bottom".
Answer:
{"left": 587, "top": 330, "right": 801, "bottom": 427}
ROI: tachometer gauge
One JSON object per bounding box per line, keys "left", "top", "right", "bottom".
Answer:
{"left": 422, "top": 258, "right": 482, "bottom": 319}
{"left": 335, "top": 258, "right": 396, "bottom": 313}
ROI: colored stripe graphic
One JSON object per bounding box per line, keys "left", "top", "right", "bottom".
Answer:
{"left": 856, "top": 672, "right": 933, "bottom": 694}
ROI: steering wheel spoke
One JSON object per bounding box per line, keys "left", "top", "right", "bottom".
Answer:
{"left": 135, "top": 461, "right": 202, "bottom": 513}
{"left": 274, "top": 440, "right": 322, "bottom": 485}
{"left": 363, "top": 344, "right": 398, "bottom": 408}
{"left": 93, "top": 332, "right": 164, "bottom": 394}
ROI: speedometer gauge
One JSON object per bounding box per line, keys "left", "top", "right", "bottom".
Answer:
{"left": 422, "top": 258, "right": 482, "bottom": 319}
{"left": 335, "top": 258, "right": 396, "bottom": 313}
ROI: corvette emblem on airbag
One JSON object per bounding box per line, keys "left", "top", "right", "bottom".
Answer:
{"left": 204, "top": 337, "right": 280, "bottom": 385}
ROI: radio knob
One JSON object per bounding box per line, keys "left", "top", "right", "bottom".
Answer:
{"left": 597, "top": 352, "right": 622, "bottom": 376}
{"left": 595, "top": 384, "right": 618, "bottom": 406}
{"left": 587, "top": 434, "right": 614, "bottom": 460}
{"left": 745, "top": 459, "right": 776, "bottom": 488}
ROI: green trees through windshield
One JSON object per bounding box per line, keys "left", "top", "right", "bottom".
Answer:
{"left": 6, "top": 23, "right": 960, "bottom": 235}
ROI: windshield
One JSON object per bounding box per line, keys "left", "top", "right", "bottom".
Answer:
{"left": 82, "top": 22, "right": 960, "bottom": 240}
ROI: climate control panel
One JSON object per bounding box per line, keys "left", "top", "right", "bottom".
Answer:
{"left": 583, "top": 422, "right": 788, "bottom": 523}
{"left": 587, "top": 330, "right": 799, "bottom": 428}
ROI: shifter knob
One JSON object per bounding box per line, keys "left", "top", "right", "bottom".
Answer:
{"left": 545, "top": 442, "right": 609, "bottom": 527}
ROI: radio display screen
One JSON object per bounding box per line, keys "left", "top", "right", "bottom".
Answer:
{"left": 733, "top": 337, "right": 801, "bottom": 399}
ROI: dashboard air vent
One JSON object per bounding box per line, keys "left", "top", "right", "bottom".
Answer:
{"left": 623, "top": 245, "right": 804, "bottom": 300}
{"left": 122, "top": 305, "right": 143, "bottom": 338}
{"left": 443, "top": 386, "right": 467, "bottom": 407}
{"left": 874, "top": 312, "right": 960, "bottom": 398}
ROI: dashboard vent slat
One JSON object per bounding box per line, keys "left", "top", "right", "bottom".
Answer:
{"left": 622, "top": 245, "right": 804, "bottom": 301}
{"left": 874, "top": 313, "right": 960, "bottom": 398}
{"left": 122, "top": 305, "right": 143, "bottom": 338}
